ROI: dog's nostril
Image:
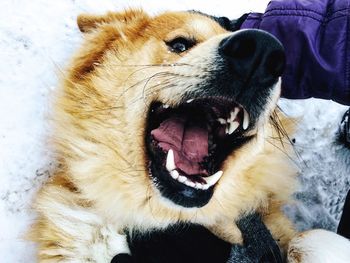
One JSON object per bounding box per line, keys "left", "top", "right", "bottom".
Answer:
{"left": 265, "top": 50, "right": 286, "bottom": 78}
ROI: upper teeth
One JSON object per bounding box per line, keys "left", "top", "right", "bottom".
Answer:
{"left": 218, "top": 118, "right": 226, "bottom": 124}
{"left": 227, "top": 121, "right": 239, "bottom": 135}
{"left": 243, "top": 108, "right": 249, "bottom": 130}
{"left": 218, "top": 107, "right": 250, "bottom": 134}
{"left": 230, "top": 107, "right": 240, "bottom": 122}
{"left": 165, "top": 149, "right": 223, "bottom": 190}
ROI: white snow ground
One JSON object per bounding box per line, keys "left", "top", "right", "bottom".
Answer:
{"left": 0, "top": 0, "right": 349, "bottom": 262}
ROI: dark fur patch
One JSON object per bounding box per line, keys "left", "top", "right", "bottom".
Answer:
{"left": 126, "top": 223, "right": 231, "bottom": 263}
{"left": 117, "top": 214, "right": 283, "bottom": 263}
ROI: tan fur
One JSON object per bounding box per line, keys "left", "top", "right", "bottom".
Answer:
{"left": 30, "top": 9, "right": 298, "bottom": 262}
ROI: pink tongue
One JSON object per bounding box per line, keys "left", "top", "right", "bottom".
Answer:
{"left": 151, "top": 117, "right": 208, "bottom": 175}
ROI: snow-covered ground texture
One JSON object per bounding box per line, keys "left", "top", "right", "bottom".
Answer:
{"left": 0, "top": 0, "right": 349, "bottom": 262}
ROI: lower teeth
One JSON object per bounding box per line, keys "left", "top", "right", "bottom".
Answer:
{"left": 165, "top": 150, "right": 224, "bottom": 190}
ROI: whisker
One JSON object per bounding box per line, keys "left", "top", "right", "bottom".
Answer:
{"left": 266, "top": 139, "right": 301, "bottom": 168}
{"left": 108, "top": 62, "right": 192, "bottom": 67}
{"left": 269, "top": 108, "right": 304, "bottom": 165}
{"left": 116, "top": 71, "right": 181, "bottom": 104}
{"left": 140, "top": 72, "right": 180, "bottom": 105}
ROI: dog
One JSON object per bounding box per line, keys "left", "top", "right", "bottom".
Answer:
{"left": 29, "top": 9, "right": 350, "bottom": 263}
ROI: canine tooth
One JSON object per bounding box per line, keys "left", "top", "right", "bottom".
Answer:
{"left": 163, "top": 104, "right": 170, "bottom": 109}
{"left": 170, "top": 170, "right": 179, "bottom": 179}
{"left": 166, "top": 149, "right": 176, "bottom": 171}
{"left": 202, "top": 184, "right": 210, "bottom": 190}
{"left": 243, "top": 109, "right": 249, "bottom": 130}
{"left": 228, "top": 121, "right": 239, "bottom": 135}
{"left": 186, "top": 99, "right": 194, "bottom": 103}
{"left": 230, "top": 107, "right": 240, "bottom": 122}
{"left": 203, "top": 171, "right": 223, "bottom": 187}
{"left": 178, "top": 176, "right": 187, "bottom": 183}
{"left": 184, "top": 180, "right": 196, "bottom": 188}
{"left": 218, "top": 118, "right": 227, "bottom": 124}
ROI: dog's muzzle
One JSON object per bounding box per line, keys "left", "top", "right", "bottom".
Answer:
{"left": 145, "top": 29, "right": 285, "bottom": 208}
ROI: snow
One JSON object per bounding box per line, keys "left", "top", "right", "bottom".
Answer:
{"left": 280, "top": 99, "right": 349, "bottom": 231}
{"left": 0, "top": 0, "right": 349, "bottom": 262}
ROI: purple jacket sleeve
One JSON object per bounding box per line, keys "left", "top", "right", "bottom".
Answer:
{"left": 241, "top": 0, "right": 350, "bottom": 105}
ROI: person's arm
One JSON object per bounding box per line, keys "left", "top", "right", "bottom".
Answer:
{"left": 240, "top": 0, "right": 350, "bottom": 105}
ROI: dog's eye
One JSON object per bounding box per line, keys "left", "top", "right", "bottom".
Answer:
{"left": 166, "top": 37, "right": 195, "bottom": 53}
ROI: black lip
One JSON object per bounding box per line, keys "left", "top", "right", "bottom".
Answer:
{"left": 145, "top": 99, "right": 254, "bottom": 208}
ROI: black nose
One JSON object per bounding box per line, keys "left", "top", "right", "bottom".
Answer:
{"left": 218, "top": 29, "right": 285, "bottom": 80}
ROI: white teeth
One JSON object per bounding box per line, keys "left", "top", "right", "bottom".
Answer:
{"left": 228, "top": 121, "right": 239, "bottom": 135}
{"left": 166, "top": 149, "right": 176, "bottom": 171}
{"left": 166, "top": 149, "right": 224, "bottom": 190}
{"left": 202, "top": 184, "right": 210, "bottom": 190}
{"left": 202, "top": 171, "right": 223, "bottom": 188}
{"left": 163, "top": 104, "right": 170, "bottom": 109}
{"left": 219, "top": 107, "right": 242, "bottom": 134}
{"left": 178, "top": 175, "right": 187, "bottom": 183}
{"left": 229, "top": 107, "right": 240, "bottom": 122}
{"left": 170, "top": 170, "right": 179, "bottom": 179}
{"left": 168, "top": 170, "right": 224, "bottom": 190}
{"left": 195, "top": 182, "right": 204, "bottom": 190}
{"left": 218, "top": 118, "right": 227, "bottom": 124}
{"left": 186, "top": 99, "right": 194, "bottom": 103}
{"left": 243, "top": 109, "right": 249, "bottom": 130}
{"left": 184, "top": 180, "right": 196, "bottom": 188}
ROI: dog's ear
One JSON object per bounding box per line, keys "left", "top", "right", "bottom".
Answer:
{"left": 215, "top": 13, "right": 249, "bottom": 32}
{"left": 71, "top": 9, "right": 150, "bottom": 81}
{"left": 77, "top": 9, "right": 149, "bottom": 33}
{"left": 77, "top": 14, "right": 108, "bottom": 33}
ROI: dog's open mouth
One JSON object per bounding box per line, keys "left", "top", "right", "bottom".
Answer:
{"left": 146, "top": 98, "right": 254, "bottom": 207}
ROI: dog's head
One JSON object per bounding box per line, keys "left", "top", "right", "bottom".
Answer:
{"left": 57, "top": 9, "right": 294, "bottom": 228}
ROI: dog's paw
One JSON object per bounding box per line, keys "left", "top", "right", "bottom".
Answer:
{"left": 88, "top": 225, "right": 130, "bottom": 262}
{"left": 63, "top": 221, "right": 130, "bottom": 262}
{"left": 287, "top": 229, "right": 350, "bottom": 263}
